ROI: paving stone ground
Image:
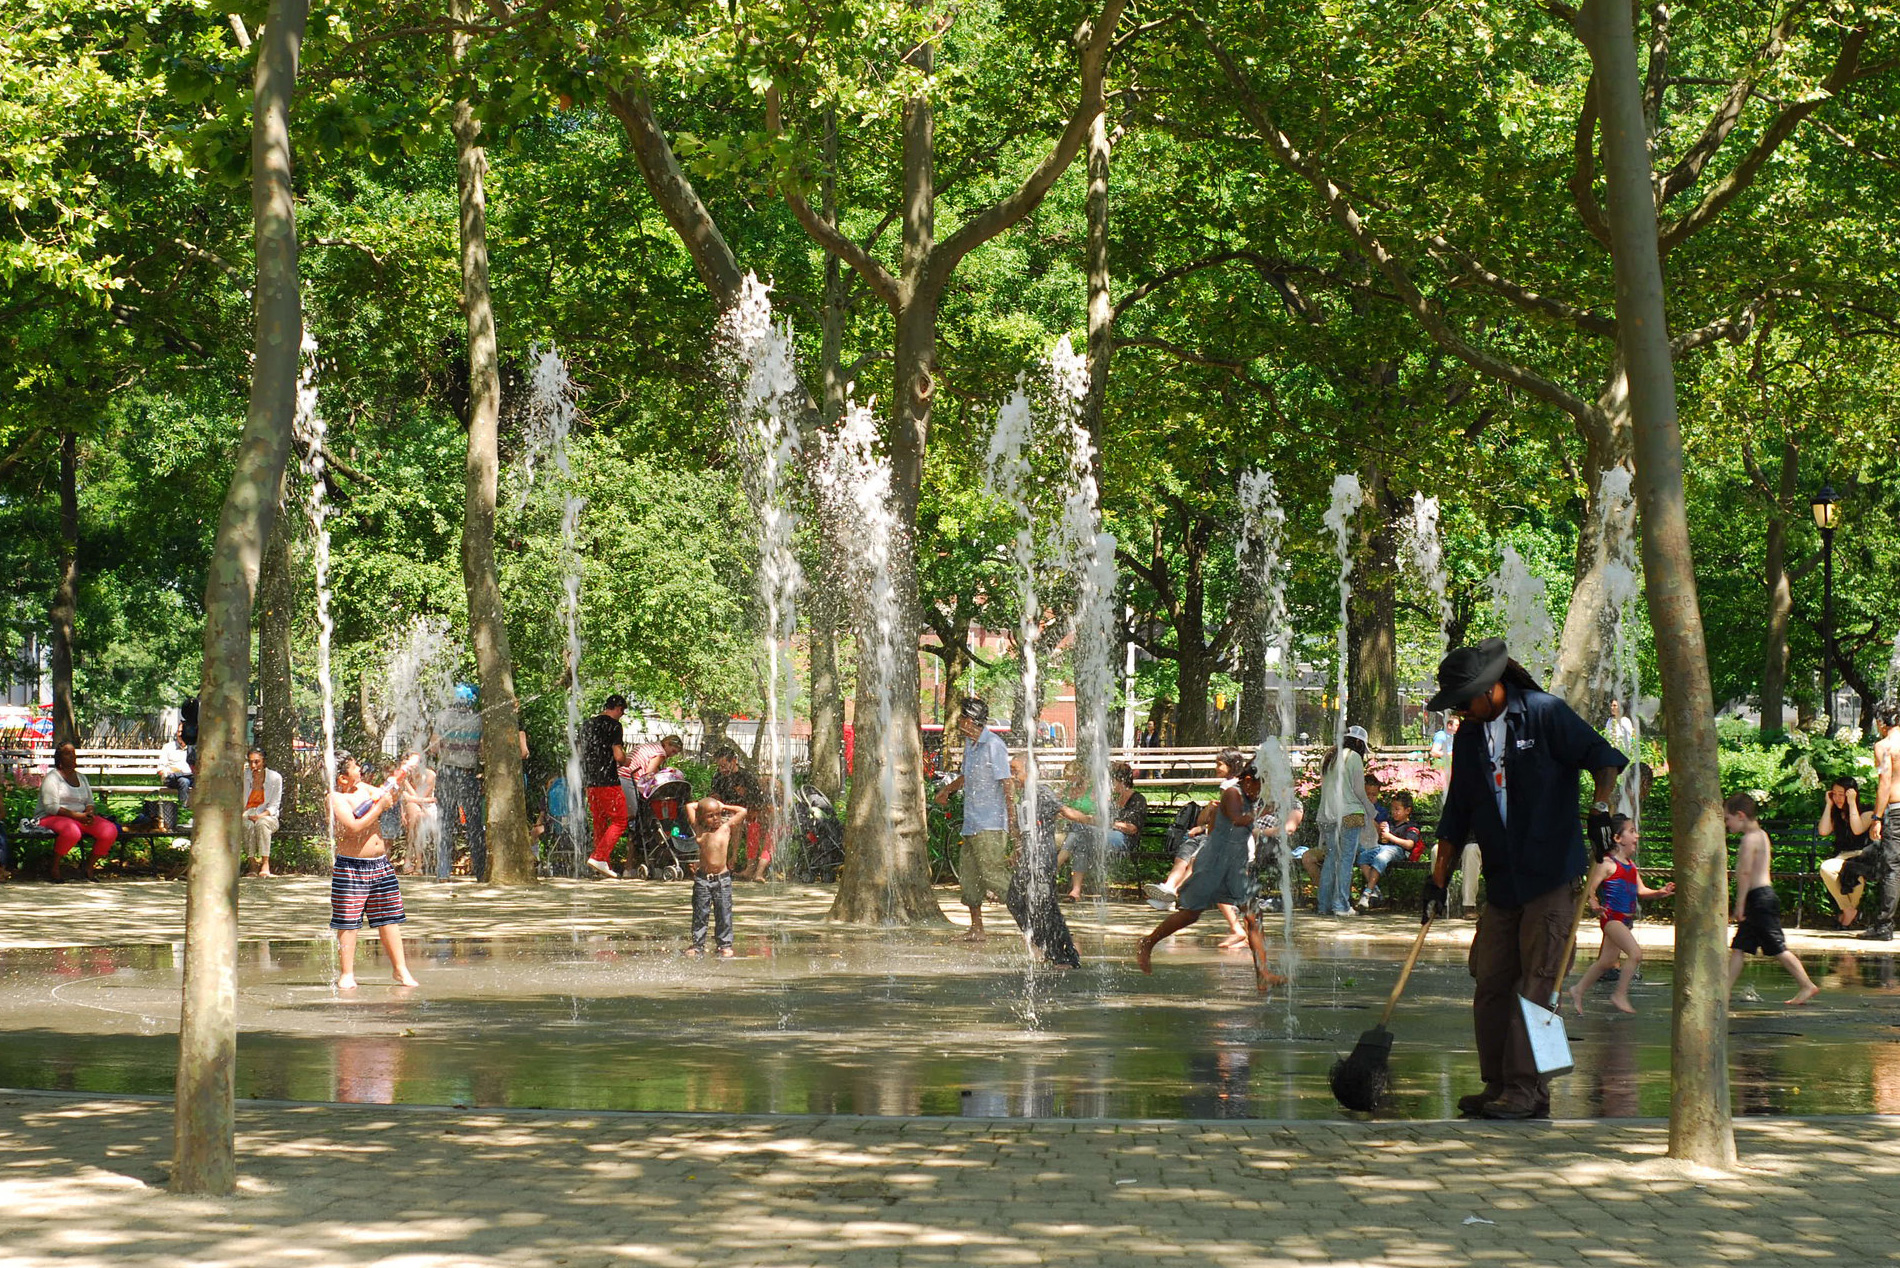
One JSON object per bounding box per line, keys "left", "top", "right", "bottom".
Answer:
{"left": 2, "top": 1092, "right": 1898, "bottom": 1267}
{"left": 3, "top": 881, "right": 1896, "bottom": 1266}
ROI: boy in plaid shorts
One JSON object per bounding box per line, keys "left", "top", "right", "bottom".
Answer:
{"left": 328, "top": 754, "right": 421, "bottom": 989}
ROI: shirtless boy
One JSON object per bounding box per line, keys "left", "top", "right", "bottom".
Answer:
{"left": 1725, "top": 792, "right": 1819, "bottom": 1005}
{"left": 685, "top": 795, "right": 746, "bottom": 957}
{"left": 328, "top": 754, "right": 422, "bottom": 989}
{"left": 1865, "top": 703, "right": 1900, "bottom": 941}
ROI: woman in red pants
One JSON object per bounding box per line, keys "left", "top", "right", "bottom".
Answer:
{"left": 39, "top": 743, "right": 117, "bottom": 882}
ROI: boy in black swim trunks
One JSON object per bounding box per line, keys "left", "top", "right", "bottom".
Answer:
{"left": 1724, "top": 792, "right": 1819, "bottom": 1006}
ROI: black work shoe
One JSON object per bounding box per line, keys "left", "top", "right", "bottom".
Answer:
{"left": 1859, "top": 925, "right": 1894, "bottom": 941}
{"left": 1479, "top": 1098, "right": 1541, "bottom": 1120}
{"left": 1456, "top": 1091, "right": 1497, "bottom": 1116}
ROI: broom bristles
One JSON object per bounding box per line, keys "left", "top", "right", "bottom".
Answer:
{"left": 1329, "top": 1049, "right": 1389, "bottom": 1112}
{"left": 1329, "top": 1025, "right": 1394, "bottom": 1112}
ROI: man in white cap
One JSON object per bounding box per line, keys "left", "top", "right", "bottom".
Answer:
{"left": 933, "top": 698, "right": 1016, "bottom": 940}
{"left": 1421, "top": 638, "right": 1626, "bottom": 1119}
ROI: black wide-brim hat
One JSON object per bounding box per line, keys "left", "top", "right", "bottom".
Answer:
{"left": 1426, "top": 637, "right": 1510, "bottom": 712}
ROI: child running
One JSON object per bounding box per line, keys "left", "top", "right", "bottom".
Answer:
{"left": 1136, "top": 749, "right": 1284, "bottom": 991}
{"left": 1567, "top": 814, "right": 1674, "bottom": 1014}
{"left": 685, "top": 795, "right": 746, "bottom": 957}
{"left": 1725, "top": 792, "right": 1820, "bottom": 1005}
{"left": 328, "top": 753, "right": 421, "bottom": 990}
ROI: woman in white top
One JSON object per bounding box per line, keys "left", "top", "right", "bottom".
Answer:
{"left": 1316, "top": 726, "right": 1379, "bottom": 916}
{"left": 38, "top": 742, "right": 119, "bottom": 882}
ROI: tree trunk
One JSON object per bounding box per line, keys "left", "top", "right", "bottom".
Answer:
{"left": 1176, "top": 643, "right": 1215, "bottom": 746}
{"left": 1580, "top": 0, "right": 1734, "bottom": 1168}
{"left": 806, "top": 112, "right": 847, "bottom": 801}
{"left": 1758, "top": 440, "right": 1798, "bottom": 737}
{"left": 451, "top": 3, "right": 533, "bottom": 886}
{"left": 173, "top": 0, "right": 307, "bottom": 1196}
{"left": 1236, "top": 575, "right": 1268, "bottom": 746}
{"left": 1550, "top": 385, "right": 1635, "bottom": 718}
{"left": 1082, "top": 108, "right": 1111, "bottom": 479}
{"left": 1348, "top": 466, "right": 1401, "bottom": 743}
{"left": 827, "top": 87, "right": 943, "bottom": 923}
{"left": 49, "top": 429, "right": 79, "bottom": 746}
{"left": 256, "top": 465, "right": 297, "bottom": 820}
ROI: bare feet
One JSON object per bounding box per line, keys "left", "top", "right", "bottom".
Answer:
{"left": 1566, "top": 985, "right": 1585, "bottom": 1015}
{"left": 394, "top": 970, "right": 420, "bottom": 987}
{"left": 960, "top": 928, "right": 985, "bottom": 942}
{"left": 1840, "top": 908, "right": 1858, "bottom": 928}
{"left": 1135, "top": 937, "right": 1156, "bottom": 975}
{"left": 1256, "top": 968, "right": 1287, "bottom": 993}
{"left": 1788, "top": 984, "right": 1820, "bottom": 1005}
{"left": 336, "top": 974, "right": 358, "bottom": 990}
{"left": 717, "top": 948, "right": 736, "bottom": 959}
{"left": 1609, "top": 994, "right": 1636, "bottom": 1014}
{"left": 1216, "top": 932, "right": 1248, "bottom": 950}
{"left": 684, "top": 947, "right": 704, "bottom": 958}
{"left": 1064, "top": 889, "right": 1082, "bottom": 902}
{"left": 258, "top": 866, "right": 274, "bottom": 878}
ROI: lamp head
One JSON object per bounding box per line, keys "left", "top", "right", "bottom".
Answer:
{"left": 1811, "top": 483, "right": 1839, "bottom": 531}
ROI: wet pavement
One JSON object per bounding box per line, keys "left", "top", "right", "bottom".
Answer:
{"left": 2, "top": 879, "right": 1897, "bottom": 1120}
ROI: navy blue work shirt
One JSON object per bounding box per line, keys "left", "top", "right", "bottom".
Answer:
{"left": 1436, "top": 684, "right": 1628, "bottom": 907}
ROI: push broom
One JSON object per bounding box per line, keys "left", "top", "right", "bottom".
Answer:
{"left": 1329, "top": 916, "right": 1433, "bottom": 1112}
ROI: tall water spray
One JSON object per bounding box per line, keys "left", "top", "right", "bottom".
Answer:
{"left": 815, "top": 398, "right": 904, "bottom": 854}
{"left": 383, "top": 617, "right": 455, "bottom": 874}
{"left": 518, "top": 344, "right": 588, "bottom": 873}
{"left": 1488, "top": 545, "right": 1557, "bottom": 684}
{"left": 292, "top": 334, "right": 337, "bottom": 810}
{"left": 719, "top": 275, "right": 804, "bottom": 866}
{"left": 1323, "top": 475, "right": 1362, "bottom": 747}
{"left": 1593, "top": 467, "right": 1644, "bottom": 827}
{"left": 1401, "top": 493, "right": 1453, "bottom": 659}
{"left": 1045, "top": 337, "right": 1117, "bottom": 904}
{"left": 985, "top": 382, "right": 1041, "bottom": 843}
{"left": 1238, "top": 470, "right": 1294, "bottom": 739}
{"left": 383, "top": 617, "right": 456, "bottom": 756}
{"left": 1884, "top": 629, "right": 1900, "bottom": 708}
{"left": 1254, "top": 736, "right": 1300, "bottom": 989}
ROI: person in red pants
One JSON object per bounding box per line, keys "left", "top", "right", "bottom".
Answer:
{"left": 38, "top": 743, "right": 117, "bottom": 882}
{"left": 579, "top": 695, "right": 630, "bottom": 878}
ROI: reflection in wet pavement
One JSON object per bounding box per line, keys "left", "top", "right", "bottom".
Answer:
{"left": 1, "top": 931, "right": 1895, "bottom": 1119}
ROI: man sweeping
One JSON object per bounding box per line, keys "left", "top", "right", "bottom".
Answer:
{"left": 1421, "top": 638, "right": 1627, "bottom": 1120}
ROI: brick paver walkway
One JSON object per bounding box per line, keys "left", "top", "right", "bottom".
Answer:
{"left": 2, "top": 1092, "right": 1897, "bottom": 1267}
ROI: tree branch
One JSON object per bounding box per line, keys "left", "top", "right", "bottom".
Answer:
{"left": 930, "top": 0, "right": 1128, "bottom": 278}
{"left": 1114, "top": 249, "right": 1328, "bottom": 323}
{"left": 1657, "top": 6, "right": 1801, "bottom": 205}
{"left": 1669, "top": 289, "right": 1787, "bottom": 357}
{"left": 1197, "top": 23, "right": 1594, "bottom": 426}
{"left": 605, "top": 89, "right": 746, "bottom": 305}
{"left": 1114, "top": 336, "right": 1277, "bottom": 398}
{"left": 1569, "top": 73, "right": 1612, "bottom": 248}
{"left": 1661, "top": 25, "right": 1877, "bottom": 250}
{"left": 765, "top": 89, "right": 902, "bottom": 310}
{"left": 1429, "top": 234, "right": 1617, "bottom": 336}
{"left": 1643, "top": 2, "right": 1669, "bottom": 136}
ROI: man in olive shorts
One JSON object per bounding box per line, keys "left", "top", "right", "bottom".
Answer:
{"left": 933, "top": 698, "right": 1016, "bottom": 941}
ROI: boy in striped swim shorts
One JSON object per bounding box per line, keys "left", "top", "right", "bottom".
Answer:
{"left": 328, "top": 753, "right": 421, "bottom": 990}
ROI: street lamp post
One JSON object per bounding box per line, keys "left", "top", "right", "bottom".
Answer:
{"left": 1812, "top": 484, "right": 1839, "bottom": 736}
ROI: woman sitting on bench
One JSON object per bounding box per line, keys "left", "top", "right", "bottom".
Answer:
{"left": 39, "top": 742, "right": 118, "bottom": 882}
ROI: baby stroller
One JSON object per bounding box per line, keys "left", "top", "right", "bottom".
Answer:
{"left": 784, "top": 783, "right": 845, "bottom": 882}
{"left": 631, "top": 767, "right": 699, "bottom": 880}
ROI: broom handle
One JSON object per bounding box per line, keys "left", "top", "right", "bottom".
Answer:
{"left": 1379, "top": 918, "right": 1433, "bottom": 1028}
{"left": 1547, "top": 878, "right": 1594, "bottom": 1008}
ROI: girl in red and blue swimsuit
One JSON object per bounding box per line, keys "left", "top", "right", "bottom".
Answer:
{"left": 1569, "top": 815, "right": 1675, "bottom": 1015}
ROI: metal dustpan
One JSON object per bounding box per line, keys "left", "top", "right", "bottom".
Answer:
{"left": 1519, "top": 995, "right": 1573, "bottom": 1078}
{"left": 1521, "top": 879, "right": 1594, "bottom": 1080}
